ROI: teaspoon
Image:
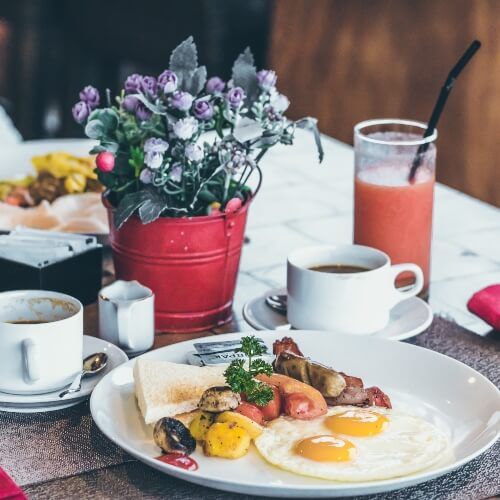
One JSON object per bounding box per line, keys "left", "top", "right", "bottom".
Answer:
{"left": 59, "top": 352, "right": 108, "bottom": 398}
{"left": 265, "top": 294, "right": 288, "bottom": 315}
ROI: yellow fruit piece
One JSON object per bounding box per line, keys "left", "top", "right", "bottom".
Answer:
{"left": 216, "top": 411, "right": 263, "bottom": 439}
{"left": 64, "top": 173, "right": 87, "bottom": 193}
{"left": 203, "top": 422, "right": 251, "bottom": 459}
{"left": 189, "top": 411, "right": 216, "bottom": 441}
{"left": 32, "top": 152, "right": 97, "bottom": 180}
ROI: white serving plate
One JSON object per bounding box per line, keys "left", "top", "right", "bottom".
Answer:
{"left": 90, "top": 330, "right": 500, "bottom": 498}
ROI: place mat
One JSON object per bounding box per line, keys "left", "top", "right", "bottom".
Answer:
{"left": 1, "top": 316, "right": 499, "bottom": 499}
{"left": 0, "top": 402, "right": 132, "bottom": 486}
{"left": 22, "top": 442, "right": 500, "bottom": 500}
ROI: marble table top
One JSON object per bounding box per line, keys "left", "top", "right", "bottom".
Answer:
{"left": 235, "top": 129, "right": 500, "bottom": 336}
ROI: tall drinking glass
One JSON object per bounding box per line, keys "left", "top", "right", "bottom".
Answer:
{"left": 353, "top": 119, "right": 437, "bottom": 297}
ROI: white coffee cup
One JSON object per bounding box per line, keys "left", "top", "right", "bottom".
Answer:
{"left": 0, "top": 290, "right": 83, "bottom": 394}
{"left": 99, "top": 280, "right": 154, "bottom": 355}
{"left": 287, "top": 244, "right": 424, "bottom": 334}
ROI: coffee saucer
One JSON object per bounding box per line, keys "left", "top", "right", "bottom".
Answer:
{"left": 242, "top": 287, "right": 433, "bottom": 341}
{"left": 0, "top": 335, "right": 128, "bottom": 413}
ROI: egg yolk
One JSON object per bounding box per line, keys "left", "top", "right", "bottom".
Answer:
{"left": 325, "top": 410, "right": 388, "bottom": 437}
{"left": 294, "top": 435, "right": 355, "bottom": 462}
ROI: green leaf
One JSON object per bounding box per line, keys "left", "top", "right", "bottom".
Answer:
{"left": 169, "top": 36, "right": 198, "bottom": 90}
{"left": 90, "top": 141, "right": 119, "bottom": 154}
{"left": 85, "top": 120, "right": 104, "bottom": 139}
{"left": 88, "top": 108, "right": 119, "bottom": 131}
{"left": 232, "top": 48, "right": 259, "bottom": 106}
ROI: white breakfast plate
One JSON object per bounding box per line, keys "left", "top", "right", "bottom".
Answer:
{"left": 243, "top": 287, "right": 433, "bottom": 341}
{"left": 0, "top": 139, "right": 95, "bottom": 179}
{"left": 0, "top": 335, "right": 128, "bottom": 413}
{"left": 0, "top": 138, "right": 109, "bottom": 237}
{"left": 90, "top": 330, "right": 500, "bottom": 498}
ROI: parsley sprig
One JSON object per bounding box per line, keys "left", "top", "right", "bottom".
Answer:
{"left": 224, "top": 336, "right": 274, "bottom": 406}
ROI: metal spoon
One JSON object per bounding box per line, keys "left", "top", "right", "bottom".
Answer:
{"left": 265, "top": 294, "right": 288, "bottom": 315}
{"left": 59, "top": 352, "right": 108, "bottom": 398}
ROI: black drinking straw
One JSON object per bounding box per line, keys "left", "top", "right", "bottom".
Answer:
{"left": 408, "top": 40, "right": 481, "bottom": 182}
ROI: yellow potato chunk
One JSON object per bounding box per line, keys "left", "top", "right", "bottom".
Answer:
{"left": 203, "top": 422, "right": 251, "bottom": 459}
{"left": 216, "top": 411, "right": 263, "bottom": 439}
{"left": 189, "top": 411, "right": 216, "bottom": 441}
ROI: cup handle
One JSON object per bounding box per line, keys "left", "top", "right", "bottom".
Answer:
{"left": 22, "top": 339, "right": 40, "bottom": 383}
{"left": 116, "top": 303, "right": 135, "bottom": 351}
{"left": 389, "top": 263, "right": 424, "bottom": 306}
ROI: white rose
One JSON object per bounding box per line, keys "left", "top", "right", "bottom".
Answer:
{"left": 173, "top": 117, "right": 198, "bottom": 140}
{"left": 269, "top": 89, "right": 290, "bottom": 113}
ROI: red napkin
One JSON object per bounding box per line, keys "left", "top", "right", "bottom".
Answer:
{"left": 0, "top": 467, "right": 26, "bottom": 500}
{"left": 467, "top": 284, "right": 500, "bottom": 330}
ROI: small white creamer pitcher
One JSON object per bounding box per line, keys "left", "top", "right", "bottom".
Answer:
{"left": 99, "top": 280, "right": 154, "bottom": 355}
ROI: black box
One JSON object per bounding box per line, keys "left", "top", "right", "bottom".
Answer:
{"left": 0, "top": 246, "right": 103, "bottom": 305}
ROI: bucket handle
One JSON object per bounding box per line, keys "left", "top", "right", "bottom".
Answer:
{"left": 249, "top": 165, "right": 263, "bottom": 201}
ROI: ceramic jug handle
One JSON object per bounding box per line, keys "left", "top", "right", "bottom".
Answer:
{"left": 22, "top": 339, "right": 40, "bottom": 383}
{"left": 117, "top": 303, "right": 134, "bottom": 351}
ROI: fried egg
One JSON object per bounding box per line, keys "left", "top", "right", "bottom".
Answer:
{"left": 254, "top": 406, "right": 451, "bottom": 482}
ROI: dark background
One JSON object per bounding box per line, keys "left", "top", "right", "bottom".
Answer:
{"left": 0, "top": 0, "right": 499, "bottom": 207}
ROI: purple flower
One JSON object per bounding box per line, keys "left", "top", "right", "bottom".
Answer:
{"left": 144, "top": 137, "right": 169, "bottom": 169}
{"left": 79, "top": 85, "right": 100, "bottom": 109}
{"left": 144, "top": 137, "right": 169, "bottom": 154}
{"left": 136, "top": 103, "right": 152, "bottom": 121}
{"left": 158, "top": 70, "right": 178, "bottom": 94}
{"left": 139, "top": 168, "right": 153, "bottom": 184}
{"left": 170, "top": 91, "right": 194, "bottom": 112}
{"left": 206, "top": 76, "right": 225, "bottom": 94}
{"left": 140, "top": 76, "right": 158, "bottom": 98}
{"left": 124, "top": 73, "right": 143, "bottom": 94}
{"left": 193, "top": 99, "right": 213, "bottom": 120}
{"left": 257, "top": 69, "right": 277, "bottom": 90}
{"left": 172, "top": 117, "right": 197, "bottom": 140}
{"left": 121, "top": 95, "right": 139, "bottom": 113}
{"left": 185, "top": 143, "right": 204, "bottom": 162}
{"left": 169, "top": 164, "right": 183, "bottom": 183}
{"left": 225, "top": 87, "right": 246, "bottom": 108}
{"left": 72, "top": 101, "right": 90, "bottom": 124}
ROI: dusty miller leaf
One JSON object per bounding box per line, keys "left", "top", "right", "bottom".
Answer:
{"left": 132, "top": 93, "right": 167, "bottom": 115}
{"left": 169, "top": 36, "right": 198, "bottom": 90}
{"left": 138, "top": 190, "right": 167, "bottom": 224}
{"left": 114, "top": 190, "right": 150, "bottom": 228}
{"left": 232, "top": 48, "right": 258, "bottom": 105}
{"left": 187, "top": 65, "right": 207, "bottom": 95}
{"left": 295, "top": 117, "right": 324, "bottom": 163}
{"left": 233, "top": 117, "right": 264, "bottom": 143}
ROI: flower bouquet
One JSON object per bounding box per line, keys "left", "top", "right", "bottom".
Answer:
{"left": 73, "top": 36, "right": 323, "bottom": 332}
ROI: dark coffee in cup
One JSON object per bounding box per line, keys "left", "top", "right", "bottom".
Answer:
{"left": 309, "top": 264, "right": 370, "bottom": 274}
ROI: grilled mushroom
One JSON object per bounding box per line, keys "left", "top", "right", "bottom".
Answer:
{"left": 153, "top": 417, "right": 196, "bottom": 455}
{"left": 198, "top": 386, "right": 241, "bottom": 413}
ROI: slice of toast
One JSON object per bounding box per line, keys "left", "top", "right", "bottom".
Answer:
{"left": 133, "top": 358, "right": 226, "bottom": 425}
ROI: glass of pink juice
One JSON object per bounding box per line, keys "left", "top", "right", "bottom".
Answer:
{"left": 353, "top": 119, "right": 437, "bottom": 296}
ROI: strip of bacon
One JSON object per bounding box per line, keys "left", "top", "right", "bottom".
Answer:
{"left": 273, "top": 336, "right": 303, "bottom": 357}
